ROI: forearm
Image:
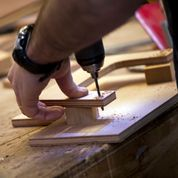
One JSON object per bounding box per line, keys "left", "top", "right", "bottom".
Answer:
{"left": 27, "top": 0, "right": 146, "bottom": 63}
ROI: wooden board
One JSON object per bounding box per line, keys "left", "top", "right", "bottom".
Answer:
{"left": 30, "top": 81, "right": 177, "bottom": 146}
{"left": 0, "top": 0, "right": 43, "bottom": 27}
{"left": 42, "top": 90, "right": 116, "bottom": 107}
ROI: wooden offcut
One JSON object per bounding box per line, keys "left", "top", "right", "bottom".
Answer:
{"left": 145, "top": 62, "right": 175, "bottom": 84}
{"left": 12, "top": 114, "right": 55, "bottom": 127}
{"left": 29, "top": 82, "right": 177, "bottom": 146}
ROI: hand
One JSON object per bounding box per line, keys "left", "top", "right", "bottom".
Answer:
{"left": 8, "top": 59, "right": 88, "bottom": 120}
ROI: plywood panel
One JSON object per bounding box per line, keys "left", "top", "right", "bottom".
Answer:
{"left": 42, "top": 91, "right": 116, "bottom": 107}
{"left": 30, "top": 82, "right": 177, "bottom": 146}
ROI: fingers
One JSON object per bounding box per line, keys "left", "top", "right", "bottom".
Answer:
{"left": 8, "top": 63, "right": 64, "bottom": 121}
{"left": 55, "top": 59, "right": 88, "bottom": 98}
{"left": 8, "top": 59, "right": 87, "bottom": 121}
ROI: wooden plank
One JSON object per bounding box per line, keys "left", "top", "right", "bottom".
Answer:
{"left": 41, "top": 91, "right": 116, "bottom": 107}
{"left": 30, "top": 81, "right": 177, "bottom": 146}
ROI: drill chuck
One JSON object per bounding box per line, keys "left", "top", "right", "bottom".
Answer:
{"left": 75, "top": 40, "right": 105, "bottom": 75}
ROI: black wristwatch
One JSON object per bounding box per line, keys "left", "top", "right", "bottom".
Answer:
{"left": 12, "top": 24, "right": 62, "bottom": 82}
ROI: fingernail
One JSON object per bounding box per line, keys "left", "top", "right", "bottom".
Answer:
{"left": 78, "top": 86, "right": 88, "bottom": 93}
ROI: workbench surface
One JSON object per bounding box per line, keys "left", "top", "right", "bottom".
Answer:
{"left": 1, "top": 19, "right": 178, "bottom": 178}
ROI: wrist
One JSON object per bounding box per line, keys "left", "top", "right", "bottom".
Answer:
{"left": 26, "top": 38, "right": 62, "bottom": 65}
{"left": 12, "top": 24, "right": 63, "bottom": 82}
{"left": 26, "top": 24, "right": 68, "bottom": 64}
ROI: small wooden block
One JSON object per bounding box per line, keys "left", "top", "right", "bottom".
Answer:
{"left": 66, "top": 107, "right": 99, "bottom": 125}
{"left": 12, "top": 114, "right": 56, "bottom": 127}
{"left": 144, "top": 62, "right": 175, "bottom": 85}
{"left": 41, "top": 91, "right": 116, "bottom": 107}
{"left": 0, "top": 51, "right": 12, "bottom": 76}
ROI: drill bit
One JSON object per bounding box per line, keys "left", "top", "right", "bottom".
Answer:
{"left": 93, "top": 72, "right": 104, "bottom": 111}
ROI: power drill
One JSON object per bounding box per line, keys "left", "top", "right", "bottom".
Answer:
{"left": 75, "top": 40, "right": 105, "bottom": 108}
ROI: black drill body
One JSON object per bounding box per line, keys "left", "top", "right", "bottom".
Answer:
{"left": 75, "top": 40, "right": 105, "bottom": 98}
